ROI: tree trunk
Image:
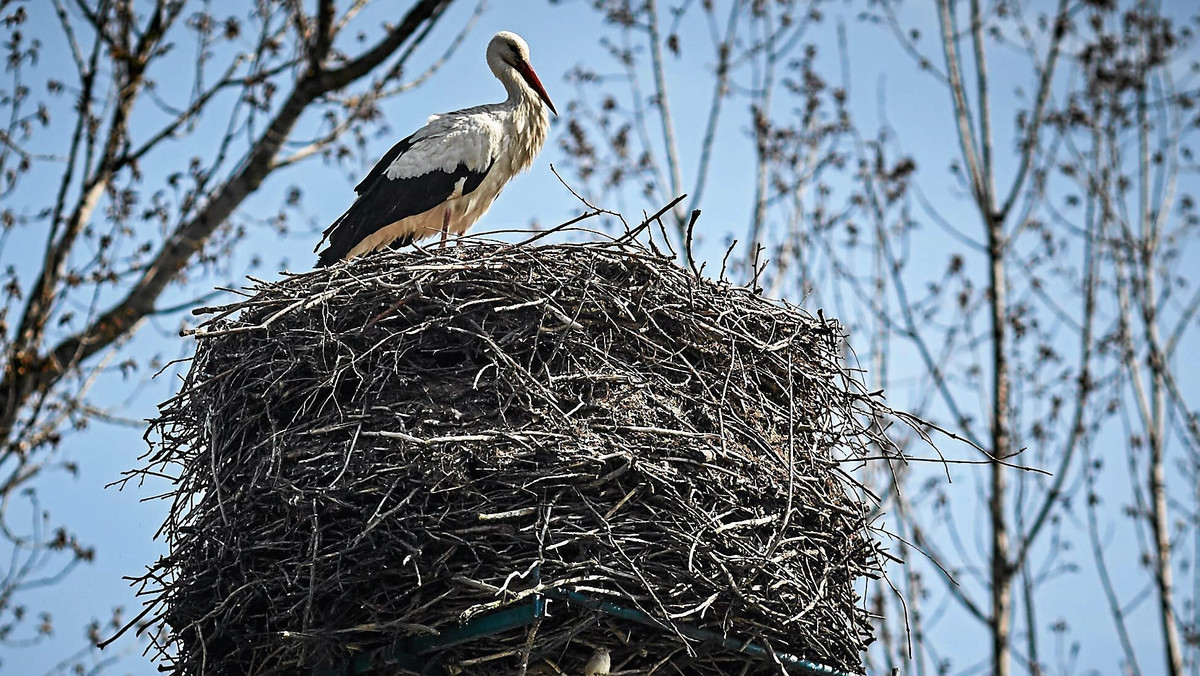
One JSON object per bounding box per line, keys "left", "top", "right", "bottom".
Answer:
{"left": 987, "top": 217, "right": 1012, "bottom": 676}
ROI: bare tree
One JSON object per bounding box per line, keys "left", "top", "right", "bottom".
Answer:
{"left": 557, "top": 0, "right": 840, "bottom": 254}
{"left": 0, "top": 0, "right": 475, "bottom": 663}
{"left": 1067, "top": 7, "right": 1199, "bottom": 673}
{"left": 560, "top": 0, "right": 1200, "bottom": 674}
{"left": 861, "top": 2, "right": 1199, "bottom": 674}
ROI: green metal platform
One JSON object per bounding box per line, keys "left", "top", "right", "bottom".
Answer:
{"left": 314, "top": 588, "right": 861, "bottom": 676}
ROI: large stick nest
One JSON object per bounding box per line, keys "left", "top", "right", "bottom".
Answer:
{"left": 134, "top": 233, "right": 899, "bottom": 675}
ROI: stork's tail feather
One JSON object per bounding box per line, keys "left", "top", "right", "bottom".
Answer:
{"left": 313, "top": 210, "right": 347, "bottom": 267}
{"left": 314, "top": 219, "right": 348, "bottom": 267}
{"left": 315, "top": 232, "right": 415, "bottom": 268}
{"left": 315, "top": 247, "right": 342, "bottom": 268}
{"left": 385, "top": 233, "right": 415, "bottom": 253}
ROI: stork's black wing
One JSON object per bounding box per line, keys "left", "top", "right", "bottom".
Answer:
{"left": 315, "top": 134, "right": 494, "bottom": 267}
{"left": 353, "top": 135, "right": 413, "bottom": 196}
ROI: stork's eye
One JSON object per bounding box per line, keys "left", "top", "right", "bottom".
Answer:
{"left": 509, "top": 44, "right": 522, "bottom": 61}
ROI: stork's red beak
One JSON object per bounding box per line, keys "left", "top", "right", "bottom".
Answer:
{"left": 517, "top": 61, "right": 557, "bottom": 116}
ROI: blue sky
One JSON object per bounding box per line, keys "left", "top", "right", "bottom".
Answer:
{"left": 5, "top": 0, "right": 1197, "bottom": 674}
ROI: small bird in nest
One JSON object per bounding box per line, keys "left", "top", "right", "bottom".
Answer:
{"left": 315, "top": 31, "right": 556, "bottom": 266}
{"left": 582, "top": 646, "right": 611, "bottom": 675}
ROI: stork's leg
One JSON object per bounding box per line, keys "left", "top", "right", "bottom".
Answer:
{"left": 439, "top": 209, "right": 451, "bottom": 249}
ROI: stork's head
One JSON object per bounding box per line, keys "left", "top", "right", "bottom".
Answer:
{"left": 488, "top": 31, "right": 557, "bottom": 116}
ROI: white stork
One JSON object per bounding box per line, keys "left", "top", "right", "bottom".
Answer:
{"left": 315, "top": 31, "right": 556, "bottom": 266}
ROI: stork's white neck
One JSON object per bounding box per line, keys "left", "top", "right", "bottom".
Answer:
{"left": 488, "top": 58, "right": 541, "bottom": 113}
{"left": 483, "top": 48, "right": 551, "bottom": 178}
